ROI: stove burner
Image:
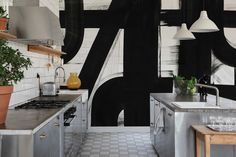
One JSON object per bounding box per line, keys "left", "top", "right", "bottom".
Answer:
{"left": 15, "top": 100, "right": 70, "bottom": 109}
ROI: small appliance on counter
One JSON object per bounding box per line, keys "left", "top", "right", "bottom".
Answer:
{"left": 42, "top": 82, "right": 58, "bottom": 96}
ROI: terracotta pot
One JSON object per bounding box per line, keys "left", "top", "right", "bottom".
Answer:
{"left": 67, "top": 73, "right": 81, "bottom": 89}
{"left": 0, "top": 86, "right": 13, "bottom": 124}
{"left": 0, "top": 18, "right": 8, "bottom": 30}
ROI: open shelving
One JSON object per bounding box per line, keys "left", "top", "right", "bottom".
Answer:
{"left": 0, "top": 31, "right": 17, "bottom": 40}
{"left": 0, "top": 31, "right": 65, "bottom": 57}
{"left": 28, "top": 45, "right": 66, "bottom": 57}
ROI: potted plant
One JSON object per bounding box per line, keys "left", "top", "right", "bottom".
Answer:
{"left": 0, "top": 6, "right": 8, "bottom": 30}
{"left": 0, "top": 39, "right": 31, "bottom": 124}
{"left": 173, "top": 75, "right": 197, "bottom": 95}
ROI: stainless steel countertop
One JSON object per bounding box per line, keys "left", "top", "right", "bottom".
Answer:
{"left": 0, "top": 94, "right": 80, "bottom": 135}
{"left": 150, "top": 93, "right": 236, "bottom": 112}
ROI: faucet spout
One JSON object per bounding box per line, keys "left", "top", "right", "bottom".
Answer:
{"left": 195, "top": 83, "right": 220, "bottom": 106}
{"left": 55, "top": 66, "right": 66, "bottom": 83}
{"left": 54, "top": 66, "right": 66, "bottom": 93}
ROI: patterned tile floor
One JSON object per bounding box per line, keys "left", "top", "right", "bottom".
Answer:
{"left": 78, "top": 132, "right": 158, "bottom": 157}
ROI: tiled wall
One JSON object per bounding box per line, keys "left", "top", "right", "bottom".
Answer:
{"left": 8, "top": 42, "right": 60, "bottom": 106}
{"left": 62, "top": 28, "right": 123, "bottom": 85}
{"left": 62, "top": 28, "right": 99, "bottom": 79}
{"left": 62, "top": 28, "right": 124, "bottom": 127}
{"left": 1, "top": 0, "right": 61, "bottom": 106}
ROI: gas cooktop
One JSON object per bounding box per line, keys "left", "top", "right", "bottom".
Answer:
{"left": 15, "top": 100, "right": 70, "bottom": 109}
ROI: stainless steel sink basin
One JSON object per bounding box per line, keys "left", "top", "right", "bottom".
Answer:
{"left": 172, "top": 102, "right": 220, "bottom": 109}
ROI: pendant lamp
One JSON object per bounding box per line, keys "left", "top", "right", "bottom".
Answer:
{"left": 190, "top": 0, "right": 219, "bottom": 32}
{"left": 173, "top": 0, "right": 195, "bottom": 40}
{"left": 174, "top": 23, "right": 195, "bottom": 40}
{"left": 189, "top": 10, "right": 219, "bottom": 33}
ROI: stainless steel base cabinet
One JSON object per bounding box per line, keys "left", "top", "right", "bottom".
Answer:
{"left": 2, "top": 116, "right": 61, "bottom": 157}
{"left": 150, "top": 97, "right": 174, "bottom": 157}
{"left": 34, "top": 117, "right": 60, "bottom": 157}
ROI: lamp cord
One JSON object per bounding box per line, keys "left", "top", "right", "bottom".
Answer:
{"left": 182, "top": 0, "right": 189, "bottom": 23}
{"left": 203, "top": 0, "right": 205, "bottom": 10}
{"left": 182, "top": 0, "right": 185, "bottom": 23}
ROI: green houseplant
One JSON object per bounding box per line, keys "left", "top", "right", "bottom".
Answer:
{"left": 0, "top": 40, "right": 31, "bottom": 124}
{"left": 173, "top": 75, "right": 197, "bottom": 95}
{"left": 0, "top": 6, "right": 8, "bottom": 30}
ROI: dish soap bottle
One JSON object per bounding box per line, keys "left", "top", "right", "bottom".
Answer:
{"left": 67, "top": 72, "right": 81, "bottom": 89}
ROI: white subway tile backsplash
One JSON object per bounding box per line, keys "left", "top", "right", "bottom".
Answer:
{"left": 10, "top": 88, "right": 39, "bottom": 106}
{"left": 2, "top": 0, "right": 61, "bottom": 106}
{"left": 8, "top": 42, "right": 59, "bottom": 106}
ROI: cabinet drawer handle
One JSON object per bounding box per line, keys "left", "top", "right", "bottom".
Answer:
{"left": 54, "top": 123, "right": 60, "bottom": 127}
{"left": 39, "top": 134, "right": 47, "bottom": 139}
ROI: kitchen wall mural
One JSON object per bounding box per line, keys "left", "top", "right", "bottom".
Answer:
{"left": 60, "top": 0, "right": 236, "bottom": 126}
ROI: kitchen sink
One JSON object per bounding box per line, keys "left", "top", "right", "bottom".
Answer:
{"left": 172, "top": 102, "right": 220, "bottom": 109}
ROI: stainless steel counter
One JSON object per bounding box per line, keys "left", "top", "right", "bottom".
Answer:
{"left": 0, "top": 94, "right": 80, "bottom": 135}
{"left": 150, "top": 93, "right": 236, "bottom": 157}
{"left": 151, "top": 93, "right": 236, "bottom": 112}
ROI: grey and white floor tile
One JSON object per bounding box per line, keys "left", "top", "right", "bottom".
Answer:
{"left": 78, "top": 132, "right": 158, "bottom": 157}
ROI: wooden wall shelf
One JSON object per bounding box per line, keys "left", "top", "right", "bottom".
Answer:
{"left": 28, "top": 45, "right": 66, "bottom": 57}
{"left": 0, "top": 31, "right": 17, "bottom": 40}
{"left": 0, "top": 33, "right": 65, "bottom": 58}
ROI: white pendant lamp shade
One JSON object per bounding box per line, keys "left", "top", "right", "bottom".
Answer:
{"left": 174, "top": 23, "right": 195, "bottom": 40}
{"left": 190, "top": 10, "right": 219, "bottom": 33}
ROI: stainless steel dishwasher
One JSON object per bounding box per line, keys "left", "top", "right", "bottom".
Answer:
{"left": 64, "top": 97, "right": 83, "bottom": 157}
{"left": 152, "top": 100, "right": 175, "bottom": 157}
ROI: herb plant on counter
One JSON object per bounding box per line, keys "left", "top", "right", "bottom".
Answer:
{"left": 0, "top": 39, "right": 31, "bottom": 124}
{"left": 173, "top": 75, "right": 197, "bottom": 95}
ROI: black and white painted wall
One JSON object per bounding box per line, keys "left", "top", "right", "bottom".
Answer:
{"left": 60, "top": 0, "right": 236, "bottom": 126}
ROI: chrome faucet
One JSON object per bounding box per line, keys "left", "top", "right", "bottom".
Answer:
{"left": 195, "top": 83, "right": 220, "bottom": 106}
{"left": 54, "top": 66, "right": 66, "bottom": 90}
